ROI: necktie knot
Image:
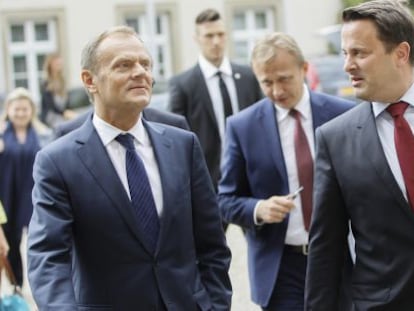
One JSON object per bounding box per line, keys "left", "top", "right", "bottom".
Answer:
{"left": 387, "top": 101, "right": 409, "bottom": 118}
{"left": 116, "top": 133, "right": 135, "bottom": 151}
{"left": 290, "top": 108, "right": 300, "bottom": 119}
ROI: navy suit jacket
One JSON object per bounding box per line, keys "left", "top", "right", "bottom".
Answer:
{"left": 218, "top": 91, "right": 354, "bottom": 306}
{"left": 306, "top": 102, "right": 414, "bottom": 310}
{"left": 28, "top": 117, "right": 231, "bottom": 310}
{"left": 169, "top": 63, "right": 262, "bottom": 189}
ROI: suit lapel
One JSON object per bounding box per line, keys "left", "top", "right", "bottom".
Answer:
{"left": 143, "top": 121, "right": 175, "bottom": 255}
{"left": 310, "top": 91, "right": 332, "bottom": 131}
{"left": 232, "top": 65, "right": 247, "bottom": 110}
{"left": 76, "top": 120, "right": 155, "bottom": 254}
{"left": 356, "top": 103, "right": 413, "bottom": 216}
{"left": 258, "top": 99, "right": 288, "bottom": 183}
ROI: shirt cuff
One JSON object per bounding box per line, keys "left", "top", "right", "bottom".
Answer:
{"left": 253, "top": 200, "right": 264, "bottom": 226}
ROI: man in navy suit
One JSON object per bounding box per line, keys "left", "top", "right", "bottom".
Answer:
{"left": 306, "top": 1, "right": 414, "bottom": 310}
{"left": 27, "top": 25, "right": 231, "bottom": 310}
{"left": 168, "top": 8, "right": 262, "bottom": 191}
{"left": 218, "top": 32, "right": 354, "bottom": 310}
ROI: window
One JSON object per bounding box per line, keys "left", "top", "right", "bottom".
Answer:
{"left": 231, "top": 8, "right": 275, "bottom": 64}
{"left": 123, "top": 12, "right": 172, "bottom": 90}
{"left": 7, "top": 19, "right": 58, "bottom": 105}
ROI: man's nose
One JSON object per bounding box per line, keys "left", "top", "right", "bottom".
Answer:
{"left": 131, "top": 63, "right": 146, "bottom": 77}
{"left": 271, "top": 84, "right": 283, "bottom": 98}
{"left": 343, "top": 55, "right": 354, "bottom": 73}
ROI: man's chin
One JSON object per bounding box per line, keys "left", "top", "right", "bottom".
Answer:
{"left": 354, "top": 88, "right": 370, "bottom": 101}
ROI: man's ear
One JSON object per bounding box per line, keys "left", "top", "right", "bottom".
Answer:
{"left": 395, "top": 41, "right": 410, "bottom": 67}
{"left": 81, "top": 70, "right": 97, "bottom": 95}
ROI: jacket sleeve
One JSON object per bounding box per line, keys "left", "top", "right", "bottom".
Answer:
{"left": 190, "top": 134, "right": 232, "bottom": 310}
{"left": 168, "top": 76, "right": 189, "bottom": 120}
{"left": 218, "top": 119, "right": 259, "bottom": 229}
{"left": 28, "top": 149, "right": 78, "bottom": 311}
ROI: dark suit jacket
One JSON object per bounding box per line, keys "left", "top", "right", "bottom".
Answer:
{"left": 306, "top": 102, "right": 414, "bottom": 310}
{"left": 218, "top": 92, "right": 354, "bottom": 307}
{"left": 168, "top": 63, "right": 262, "bottom": 189}
{"left": 54, "top": 107, "right": 189, "bottom": 138}
{"left": 28, "top": 117, "right": 231, "bottom": 310}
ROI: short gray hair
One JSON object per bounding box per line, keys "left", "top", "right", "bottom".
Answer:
{"left": 81, "top": 25, "right": 141, "bottom": 73}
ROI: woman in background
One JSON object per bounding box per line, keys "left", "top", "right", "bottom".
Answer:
{"left": 0, "top": 87, "right": 50, "bottom": 286}
{"left": 40, "top": 53, "right": 76, "bottom": 127}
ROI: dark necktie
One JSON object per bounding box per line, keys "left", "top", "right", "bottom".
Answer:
{"left": 387, "top": 102, "right": 414, "bottom": 209}
{"left": 217, "top": 71, "right": 233, "bottom": 120}
{"left": 290, "top": 109, "right": 313, "bottom": 230}
{"left": 116, "top": 133, "right": 160, "bottom": 252}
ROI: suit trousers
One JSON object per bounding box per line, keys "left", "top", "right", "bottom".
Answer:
{"left": 263, "top": 246, "right": 307, "bottom": 311}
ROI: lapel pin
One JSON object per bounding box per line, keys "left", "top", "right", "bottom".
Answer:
{"left": 234, "top": 73, "right": 241, "bottom": 79}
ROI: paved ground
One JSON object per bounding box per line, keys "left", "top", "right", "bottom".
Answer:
{"left": 227, "top": 224, "right": 261, "bottom": 311}
{"left": 8, "top": 225, "right": 260, "bottom": 311}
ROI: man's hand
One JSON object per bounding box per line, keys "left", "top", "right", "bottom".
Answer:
{"left": 256, "top": 196, "right": 295, "bottom": 224}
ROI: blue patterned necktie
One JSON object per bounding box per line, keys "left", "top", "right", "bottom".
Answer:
{"left": 116, "top": 133, "right": 160, "bottom": 252}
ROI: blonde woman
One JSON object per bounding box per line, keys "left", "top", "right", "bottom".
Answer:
{"left": 0, "top": 87, "right": 51, "bottom": 286}
{"left": 40, "top": 53, "right": 76, "bottom": 127}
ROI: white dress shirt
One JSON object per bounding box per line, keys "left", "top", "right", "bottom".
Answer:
{"left": 92, "top": 114, "right": 163, "bottom": 216}
{"left": 373, "top": 83, "right": 414, "bottom": 201}
{"left": 198, "top": 55, "right": 239, "bottom": 147}
{"left": 254, "top": 85, "right": 313, "bottom": 245}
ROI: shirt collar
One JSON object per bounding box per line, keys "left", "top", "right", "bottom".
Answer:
{"left": 198, "top": 54, "right": 232, "bottom": 79}
{"left": 275, "top": 84, "right": 311, "bottom": 121}
{"left": 372, "top": 82, "right": 414, "bottom": 118}
{"left": 92, "top": 113, "right": 149, "bottom": 147}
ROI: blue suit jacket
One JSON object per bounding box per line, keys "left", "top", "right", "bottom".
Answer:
{"left": 218, "top": 91, "right": 354, "bottom": 306}
{"left": 28, "top": 117, "right": 231, "bottom": 311}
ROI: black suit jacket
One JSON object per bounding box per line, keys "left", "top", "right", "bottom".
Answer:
{"left": 306, "top": 102, "right": 414, "bottom": 310}
{"left": 168, "top": 63, "right": 262, "bottom": 189}
{"left": 54, "top": 107, "right": 189, "bottom": 138}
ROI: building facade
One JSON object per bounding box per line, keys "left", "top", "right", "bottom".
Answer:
{"left": 0, "top": 0, "right": 342, "bottom": 107}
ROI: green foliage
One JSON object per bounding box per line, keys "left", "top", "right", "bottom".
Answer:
{"left": 343, "top": 0, "right": 414, "bottom": 9}
{"left": 343, "top": 0, "right": 364, "bottom": 7}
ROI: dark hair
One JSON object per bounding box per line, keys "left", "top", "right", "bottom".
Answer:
{"left": 343, "top": 0, "right": 414, "bottom": 65}
{"left": 195, "top": 8, "right": 221, "bottom": 25}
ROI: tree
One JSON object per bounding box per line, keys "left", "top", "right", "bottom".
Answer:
{"left": 343, "top": 0, "right": 414, "bottom": 9}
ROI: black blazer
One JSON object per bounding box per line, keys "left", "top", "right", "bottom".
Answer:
{"left": 306, "top": 102, "right": 414, "bottom": 310}
{"left": 168, "top": 63, "right": 262, "bottom": 189}
{"left": 54, "top": 107, "right": 189, "bottom": 138}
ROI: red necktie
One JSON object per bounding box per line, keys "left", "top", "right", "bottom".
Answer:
{"left": 290, "top": 109, "right": 313, "bottom": 230}
{"left": 387, "top": 102, "right": 414, "bottom": 209}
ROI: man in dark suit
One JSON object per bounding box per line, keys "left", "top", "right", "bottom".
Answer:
{"left": 218, "top": 32, "right": 354, "bottom": 310}
{"left": 306, "top": 1, "right": 414, "bottom": 310}
{"left": 53, "top": 106, "right": 189, "bottom": 138}
{"left": 27, "top": 25, "right": 232, "bottom": 310}
{"left": 168, "top": 8, "right": 262, "bottom": 191}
